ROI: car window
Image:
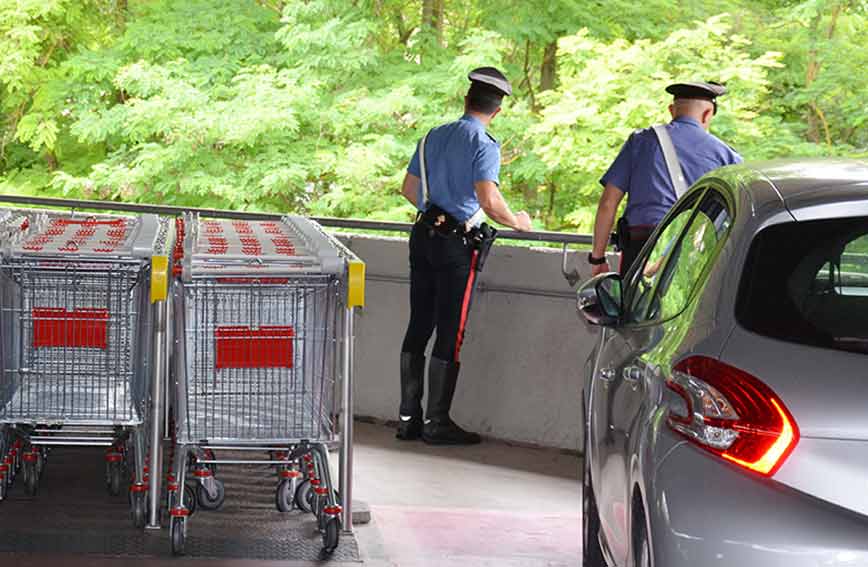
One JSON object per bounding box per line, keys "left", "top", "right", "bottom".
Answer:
{"left": 626, "top": 191, "right": 702, "bottom": 323}
{"left": 647, "top": 190, "right": 732, "bottom": 320}
{"left": 815, "top": 235, "right": 868, "bottom": 296}
{"left": 737, "top": 217, "right": 868, "bottom": 355}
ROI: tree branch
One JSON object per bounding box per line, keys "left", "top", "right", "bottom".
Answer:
{"left": 809, "top": 102, "right": 833, "bottom": 146}
{"left": 523, "top": 39, "right": 537, "bottom": 112}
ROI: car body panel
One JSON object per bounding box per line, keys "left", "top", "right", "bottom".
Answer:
{"left": 721, "top": 329, "right": 868, "bottom": 441}
{"left": 650, "top": 438, "right": 868, "bottom": 567}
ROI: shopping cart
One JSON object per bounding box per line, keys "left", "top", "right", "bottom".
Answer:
{"left": 0, "top": 209, "right": 172, "bottom": 527}
{"left": 168, "top": 213, "right": 364, "bottom": 556}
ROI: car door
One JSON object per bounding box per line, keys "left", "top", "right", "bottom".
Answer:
{"left": 590, "top": 191, "right": 703, "bottom": 564}
{"left": 593, "top": 186, "right": 734, "bottom": 566}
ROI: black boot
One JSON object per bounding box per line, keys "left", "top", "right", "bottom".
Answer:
{"left": 422, "top": 357, "right": 481, "bottom": 445}
{"left": 396, "top": 352, "right": 425, "bottom": 440}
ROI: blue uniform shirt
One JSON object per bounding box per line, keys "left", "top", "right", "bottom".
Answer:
{"left": 407, "top": 114, "right": 501, "bottom": 223}
{"left": 600, "top": 116, "right": 742, "bottom": 226}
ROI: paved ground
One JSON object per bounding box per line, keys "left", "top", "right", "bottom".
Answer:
{"left": 353, "top": 422, "right": 581, "bottom": 567}
{"left": 0, "top": 421, "right": 581, "bottom": 566}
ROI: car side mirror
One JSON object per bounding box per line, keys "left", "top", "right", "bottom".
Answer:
{"left": 577, "top": 273, "right": 623, "bottom": 327}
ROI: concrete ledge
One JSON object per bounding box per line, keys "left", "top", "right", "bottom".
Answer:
{"left": 341, "top": 234, "right": 596, "bottom": 452}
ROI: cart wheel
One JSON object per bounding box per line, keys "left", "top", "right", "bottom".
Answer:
{"left": 170, "top": 517, "right": 186, "bottom": 556}
{"left": 185, "top": 483, "right": 198, "bottom": 516}
{"left": 168, "top": 484, "right": 198, "bottom": 515}
{"left": 275, "top": 478, "right": 295, "bottom": 512}
{"left": 23, "top": 462, "right": 37, "bottom": 496}
{"left": 196, "top": 478, "right": 225, "bottom": 510}
{"left": 170, "top": 484, "right": 197, "bottom": 516}
{"left": 295, "top": 479, "right": 314, "bottom": 514}
{"left": 322, "top": 516, "right": 340, "bottom": 554}
{"left": 203, "top": 449, "right": 217, "bottom": 475}
{"left": 131, "top": 491, "right": 147, "bottom": 528}
{"left": 107, "top": 461, "right": 122, "bottom": 496}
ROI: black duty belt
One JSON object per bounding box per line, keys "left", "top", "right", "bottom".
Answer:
{"left": 415, "top": 205, "right": 498, "bottom": 272}
{"left": 417, "top": 205, "right": 468, "bottom": 236}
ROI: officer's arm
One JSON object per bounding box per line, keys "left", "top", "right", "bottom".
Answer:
{"left": 475, "top": 181, "right": 529, "bottom": 231}
{"left": 592, "top": 183, "right": 625, "bottom": 259}
{"left": 401, "top": 173, "right": 421, "bottom": 207}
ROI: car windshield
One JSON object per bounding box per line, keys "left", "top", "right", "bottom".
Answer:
{"left": 737, "top": 216, "right": 868, "bottom": 355}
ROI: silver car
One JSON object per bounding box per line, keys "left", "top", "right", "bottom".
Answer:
{"left": 579, "top": 159, "right": 868, "bottom": 567}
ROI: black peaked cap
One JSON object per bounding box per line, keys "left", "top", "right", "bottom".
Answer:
{"left": 468, "top": 66, "right": 512, "bottom": 97}
{"left": 665, "top": 81, "right": 727, "bottom": 100}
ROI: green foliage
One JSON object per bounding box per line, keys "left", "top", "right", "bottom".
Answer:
{"left": 0, "top": 0, "right": 865, "bottom": 233}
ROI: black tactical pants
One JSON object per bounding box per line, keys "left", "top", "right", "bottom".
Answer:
{"left": 401, "top": 221, "right": 479, "bottom": 362}
{"left": 619, "top": 228, "right": 653, "bottom": 276}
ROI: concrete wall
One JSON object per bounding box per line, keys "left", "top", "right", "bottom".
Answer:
{"left": 339, "top": 234, "right": 603, "bottom": 452}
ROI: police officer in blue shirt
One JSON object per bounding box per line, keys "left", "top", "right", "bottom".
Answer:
{"left": 396, "top": 67, "right": 532, "bottom": 445}
{"left": 589, "top": 81, "right": 743, "bottom": 276}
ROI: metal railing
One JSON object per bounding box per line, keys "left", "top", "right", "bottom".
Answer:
{"left": 0, "top": 194, "right": 592, "bottom": 244}
{"left": 0, "top": 195, "right": 594, "bottom": 288}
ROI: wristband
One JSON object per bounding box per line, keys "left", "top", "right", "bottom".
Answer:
{"left": 588, "top": 253, "right": 607, "bottom": 266}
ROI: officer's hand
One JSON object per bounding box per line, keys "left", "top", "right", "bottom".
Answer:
{"left": 591, "top": 262, "right": 611, "bottom": 277}
{"left": 513, "top": 211, "right": 532, "bottom": 232}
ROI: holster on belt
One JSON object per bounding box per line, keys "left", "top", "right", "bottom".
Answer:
{"left": 468, "top": 223, "right": 497, "bottom": 272}
{"left": 418, "top": 205, "right": 496, "bottom": 272}
{"left": 614, "top": 217, "right": 630, "bottom": 252}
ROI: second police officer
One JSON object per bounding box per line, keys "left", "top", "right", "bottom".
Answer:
{"left": 588, "top": 81, "right": 743, "bottom": 276}
{"left": 396, "top": 67, "right": 532, "bottom": 446}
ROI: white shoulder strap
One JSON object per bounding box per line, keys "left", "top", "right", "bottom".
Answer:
{"left": 652, "top": 124, "right": 688, "bottom": 199}
{"left": 419, "top": 132, "right": 430, "bottom": 207}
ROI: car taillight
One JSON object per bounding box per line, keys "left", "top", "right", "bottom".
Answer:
{"left": 665, "top": 356, "right": 799, "bottom": 477}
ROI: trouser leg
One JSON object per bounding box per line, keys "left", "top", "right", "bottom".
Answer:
{"left": 619, "top": 234, "right": 651, "bottom": 276}
{"left": 398, "top": 224, "right": 435, "bottom": 438}
{"left": 424, "top": 239, "right": 481, "bottom": 445}
{"left": 430, "top": 245, "right": 477, "bottom": 363}
{"left": 401, "top": 224, "right": 437, "bottom": 356}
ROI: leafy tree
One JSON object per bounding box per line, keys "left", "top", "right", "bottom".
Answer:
{"left": 0, "top": 0, "right": 865, "bottom": 233}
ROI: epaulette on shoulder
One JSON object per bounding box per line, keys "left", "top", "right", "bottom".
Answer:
{"left": 485, "top": 131, "right": 498, "bottom": 144}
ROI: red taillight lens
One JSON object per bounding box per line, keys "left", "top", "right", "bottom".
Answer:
{"left": 665, "top": 356, "right": 799, "bottom": 477}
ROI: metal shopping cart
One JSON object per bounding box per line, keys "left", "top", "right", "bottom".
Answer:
{"left": 168, "top": 213, "right": 364, "bottom": 556}
{"left": 0, "top": 209, "right": 172, "bottom": 527}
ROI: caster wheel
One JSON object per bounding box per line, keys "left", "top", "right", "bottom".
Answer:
{"left": 170, "top": 483, "right": 198, "bottom": 516}
{"left": 322, "top": 516, "right": 340, "bottom": 554}
{"left": 295, "top": 479, "right": 314, "bottom": 514}
{"left": 131, "top": 491, "right": 147, "bottom": 528}
{"left": 275, "top": 478, "right": 295, "bottom": 512}
{"left": 23, "top": 462, "right": 37, "bottom": 496}
{"left": 184, "top": 483, "right": 197, "bottom": 516}
{"left": 196, "top": 478, "right": 225, "bottom": 511}
{"left": 107, "top": 461, "right": 122, "bottom": 496}
{"left": 170, "top": 517, "right": 186, "bottom": 556}
{"left": 203, "top": 449, "right": 217, "bottom": 475}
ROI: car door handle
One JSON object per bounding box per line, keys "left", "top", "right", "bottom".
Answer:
{"left": 623, "top": 365, "right": 643, "bottom": 385}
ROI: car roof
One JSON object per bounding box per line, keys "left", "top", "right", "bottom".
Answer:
{"left": 709, "top": 158, "right": 868, "bottom": 213}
